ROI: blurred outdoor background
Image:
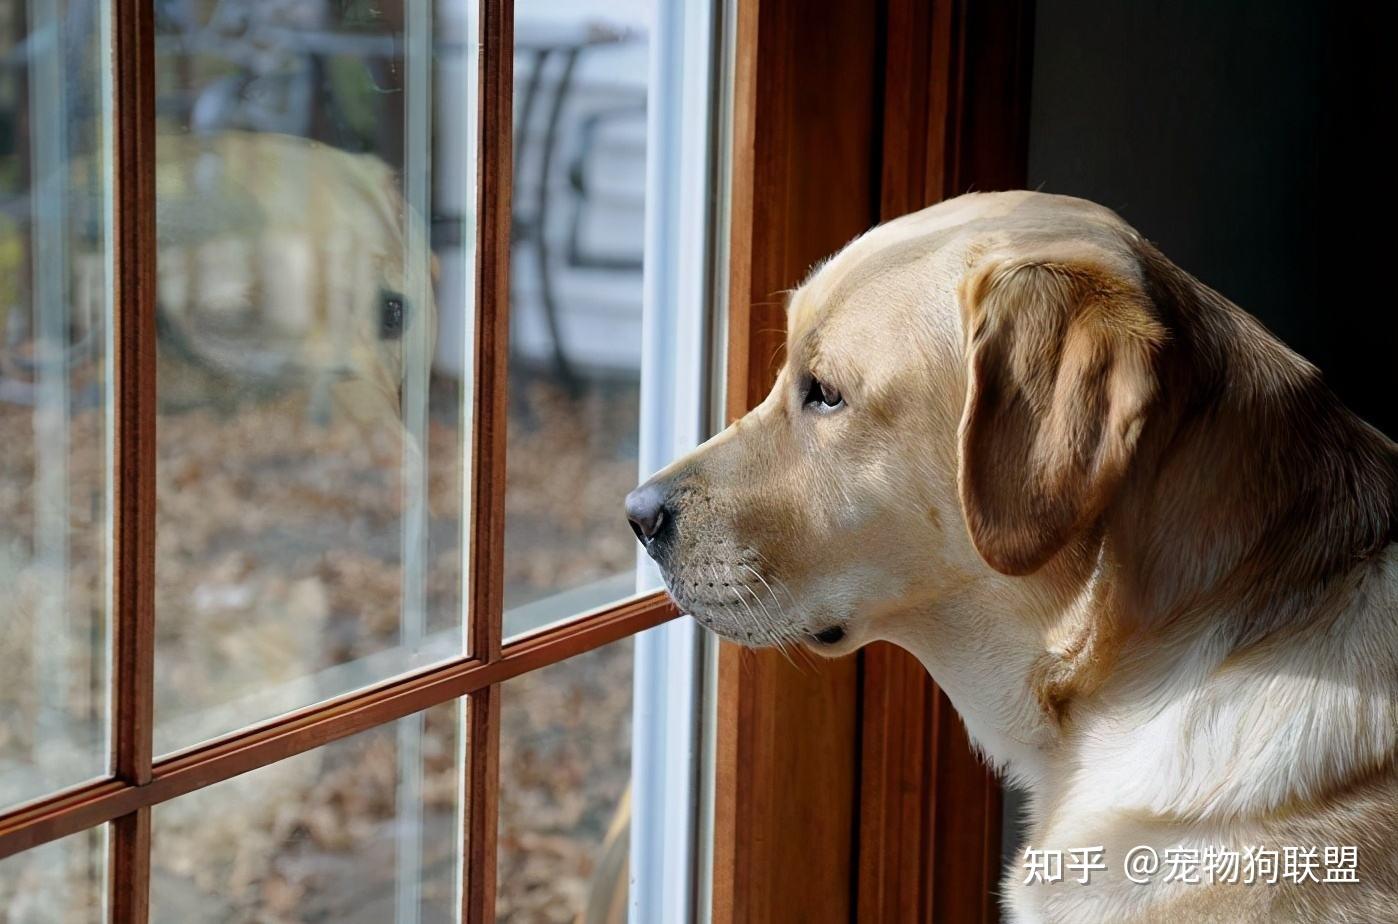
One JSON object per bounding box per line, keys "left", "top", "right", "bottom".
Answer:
{"left": 0, "top": 0, "right": 652, "bottom": 920}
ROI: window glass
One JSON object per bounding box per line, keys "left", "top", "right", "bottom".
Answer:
{"left": 497, "top": 638, "right": 633, "bottom": 921}
{"left": 503, "top": 2, "right": 653, "bottom": 638}
{"left": 0, "top": 0, "right": 113, "bottom": 810}
{"left": 151, "top": 702, "right": 461, "bottom": 923}
{"left": 0, "top": 825, "right": 107, "bottom": 923}
{"left": 151, "top": 0, "right": 477, "bottom": 754}
{"left": 502, "top": 3, "right": 719, "bottom": 918}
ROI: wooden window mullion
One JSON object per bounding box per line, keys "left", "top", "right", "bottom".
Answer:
{"left": 108, "top": 0, "right": 158, "bottom": 917}
{"left": 462, "top": 687, "right": 501, "bottom": 924}
{"left": 463, "top": 0, "right": 513, "bottom": 919}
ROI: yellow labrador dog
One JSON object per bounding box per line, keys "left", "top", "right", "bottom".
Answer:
{"left": 627, "top": 191, "right": 1397, "bottom": 923}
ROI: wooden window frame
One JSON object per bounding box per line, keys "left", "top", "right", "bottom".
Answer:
{"left": 712, "top": 0, "right": 1033, "bottom": 921}
{"left": 0, "top": 0, "right": 1036, "bottom": 920}
{"left": 0, "top": 2, "right": 680, "bottom": 921}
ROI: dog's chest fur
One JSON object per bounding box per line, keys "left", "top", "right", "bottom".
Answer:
{"left": 991, "top": 545, "right": 1398, "bottom": 923}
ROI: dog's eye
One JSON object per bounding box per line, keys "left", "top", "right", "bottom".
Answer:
{"left": 803, "top": 376, "right": 844, "bottom": 411}
{"left": 380, "top": 291, "right": 407, "bottom": 340}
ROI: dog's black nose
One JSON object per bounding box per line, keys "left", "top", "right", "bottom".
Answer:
{"left": 625, "top": 482, "right": 670, "bottom": 545}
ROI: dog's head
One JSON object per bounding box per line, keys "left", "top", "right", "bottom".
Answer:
{"left": 627, "top": 192, "right": 1166, "bottom": 662}
{"left": 155, "top": 131, "right": 437, "bottom": 427}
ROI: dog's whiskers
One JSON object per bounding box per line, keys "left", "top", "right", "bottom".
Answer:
{"left": 727, "top": 565, "right": 780, "bottom": 643}
{"left": 793, "top": 642, "right": 821, "bottom": 672}
{"left": 740, "top": 563, "right": 783, "bottom": 617}
{"left": 718, "top": 561, "right": 798, "bottom": 657}
{"left": 732, "top": 581, "right": 799, "bottom": 668}
{"left": 738, "top": 575, "right": 781, "bottom": 642}
{"left": 724, "top": 576, "right": 761, "bottom": 643}
{"left": 744, "top": 552, "right": 802, "bottom": 613}
{"left": 685, "top": 557, "right": 812, "bottom": 668}
{"left": 744, "top": 566, "right": 811, "bottom": 668}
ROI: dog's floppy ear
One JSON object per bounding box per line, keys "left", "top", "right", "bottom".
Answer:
{"left": 957, "top": 249, "right": 1165, "bottom": 575}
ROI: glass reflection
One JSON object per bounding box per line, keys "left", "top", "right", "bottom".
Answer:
{"left": 0, "top": 825, "right": 107, "bottom": 923}
{"left": 503, "top": 3, "right": 651, "bottom": 638}
{"left": 151, "top": 0, "right": 476, "bottom": 753}
{"left": 497, "top": 639, "right": 634, "bottom": 921}
{"left": 0, "top": 0, "right": 113, "bottom": 810}
{"left": 151, "top": 702, "right": 461, "bottom": 924}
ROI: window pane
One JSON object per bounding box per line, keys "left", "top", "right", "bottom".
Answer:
{"left": 0, "top": 825, "right": 107, "bottom": 923}
{"left": 503, "top": 6, "right": 653, "bottom": 638}
{"left": 151, "top": 701, "right": 460, "bottom": 923}
{"left": 0, "top": 0, "right": 112, "bottom": 809}
{"left": 152, "top": 1, "right": 477, "bottom": 753}
{"left": 497, "top": 639, "right": 633, "bottom": 921}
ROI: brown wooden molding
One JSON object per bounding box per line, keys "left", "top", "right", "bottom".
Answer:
{"left": 468, "top": 0, "right": 514, "bottom": 667}
{"left": 462, "top": 0, "right": 514, "bottom": 917}
{"left": 857, "top": 1, "right": 1035, "bottom": 922}
{"left": 857, "top": 644, "right": 937, "bottom": 920}
{"left": 712, "top": 0, "right": 882, "bottom": 920}
{"left": 108, "top": 809, "right": 151, "bottom": 922}
{"left": 110, "top": 0, "right": 158, "bottom": 915}
{"left": 463, "top": 686, "right": 502, "bottom": 924}
{"left": 110, "top": 0, "right": 158, "bottom": 796}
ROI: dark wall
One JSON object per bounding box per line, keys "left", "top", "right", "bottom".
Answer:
{"left": 1027, "top": 0, "right": 1396, "bottom": 436}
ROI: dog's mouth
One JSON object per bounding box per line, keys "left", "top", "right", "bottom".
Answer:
{"left": 668, "top": 586, "right": 851, "bottom": 652}
{"left": 652, "top": 556, "right": 852, "bottom": 652}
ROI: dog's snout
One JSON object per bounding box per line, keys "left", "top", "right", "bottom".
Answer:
{"left": 625, "top": 482, "right": 671, "bottom": 546}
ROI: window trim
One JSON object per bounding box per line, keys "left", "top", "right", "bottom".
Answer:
{"left": 629, "top": 0, "right": 729, "bottom": 918}
{"left": 710, "top": 0, "right": 881, "bottom": 918}
{"left": 709, "top": 1, "right": 1030, "bottom": 921}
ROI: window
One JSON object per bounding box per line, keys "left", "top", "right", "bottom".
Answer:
{"left": 0, "top": 0, "right": 725, "bottom": 921}
{"left": 0, "top": 0, "right": 113, "bottom": 815}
